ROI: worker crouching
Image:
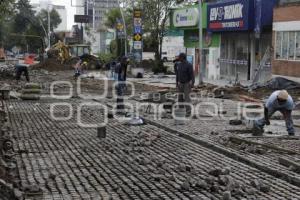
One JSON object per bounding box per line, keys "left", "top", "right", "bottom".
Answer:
{"left": 253, "top": 90, "right": 295, "bottom": 136}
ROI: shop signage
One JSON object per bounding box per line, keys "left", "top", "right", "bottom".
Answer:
{"left": 74, "top": 15, "right": 92, "bottom": 23}
{"left": 207, "top": 0, "right": 254, "bottom": 32}
{"left": 173, "top": 8, "right": 199, "bottom": 27}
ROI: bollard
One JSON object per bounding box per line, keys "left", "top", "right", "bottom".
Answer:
{"left": 97, "top": 126, "right": 106, "bottom": 138}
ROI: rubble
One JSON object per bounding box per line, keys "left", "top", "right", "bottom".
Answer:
{"left": 0, "top": 104, "right": 23, "bottom": 199}
{"left": 0, "top": 63, "right": 15, "bottom": 78}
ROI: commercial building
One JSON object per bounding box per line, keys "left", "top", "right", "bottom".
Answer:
{"left": 207, "top": 0, "right": 278, "bottom": 82}
{"left": 170, "top": 4, "right": 221, "bottom": 80}
{"left": 272, "top": 1, "right": 300, "bottom": 77}
{"left": 76, "top": 0, "right": 119, "bottom": 54}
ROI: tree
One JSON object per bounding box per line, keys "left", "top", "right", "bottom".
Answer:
{"left": 141, "top": 0, "right": 177, "bottom": 60}
{"left": 0, "top": 0, "right": 15, "bottom": 20}
{"left": 37, "top": 8, "right": 62, "bottom": 32}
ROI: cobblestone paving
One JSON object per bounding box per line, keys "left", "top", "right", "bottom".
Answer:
{"left": 138, "top": 98, "right": 300, "bottom": 185}
{"left": 4, "top": 99, "right": 300, "bottom": 199}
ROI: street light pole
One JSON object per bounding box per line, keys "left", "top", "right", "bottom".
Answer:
{"left": 198, "top": 0, "right": 203, "bottom": 85}
{"left": 117, "top": 0, "right": 128, "bottom": 56}
{"left": 47, "top": 3, "right": 51, "bottom": 49}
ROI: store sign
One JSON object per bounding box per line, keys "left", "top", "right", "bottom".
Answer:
{"left": 74, "top": 15, "right": 92, "bottom": 23}
{"left": 173, "top": 8, "right": 199, "bottom": 27}
{"left": 207, "top": 0, "right": 254, "bottom": 32}
{"left": 116, "top": 18, "right": 125, "bottom": 39}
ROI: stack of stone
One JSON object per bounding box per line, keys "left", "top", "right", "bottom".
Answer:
{"left": 20, "top": 83, "right": 41, "bottom": 100}
{"left": 0, "top": 105, "right": 23, "bottom": 199}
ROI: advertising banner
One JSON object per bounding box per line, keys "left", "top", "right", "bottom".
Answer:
{"left": 207, "top": 0, "right": 254, "bottom": 32}
{"left": 116, "top": 18, "right": 125, "bottom": 39}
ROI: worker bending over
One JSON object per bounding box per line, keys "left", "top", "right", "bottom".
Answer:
{"left": 254, "top": 90, "right": 295, "bottom": 136}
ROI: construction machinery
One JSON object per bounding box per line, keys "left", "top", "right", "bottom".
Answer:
{"left": 47, "top": 41, "right": 102, "bottom": 69}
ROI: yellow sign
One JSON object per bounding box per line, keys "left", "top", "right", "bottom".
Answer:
{"left": 116, "top": 23, "right": 124, "bottom": 30}
{"left": 134, "top": 33, "right": 142, "bottom": 41}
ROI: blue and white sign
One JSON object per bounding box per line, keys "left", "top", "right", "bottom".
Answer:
{"left": 207, "top": 0, "right": 254, "bottom": 32}
{"left": 173, "top": 8, "right": 199, "bottom": 27}
{"left": 134, "top": 26, "right": 142, "bottom": 34}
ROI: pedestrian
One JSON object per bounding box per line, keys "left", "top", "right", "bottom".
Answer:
{"left": 176, "top": 53, "right": 194, "bottom": 116}
{"left": 15, "top": 64, "right": 30, "bottom": 82}
{"left": 115, "top": 56, "right": 129, "bottom": 111}
{"left": 173, "top": 56, "right": 180, "bottom": 75}
{"left": 110, "top": 61, "right": 117, "bottom": 79}
{"left": 253, "top": 90, "right": 295, "bottom": 136}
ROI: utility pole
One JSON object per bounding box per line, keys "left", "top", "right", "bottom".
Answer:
{"left": 47, "top": 3, "right": 51, "bottom": 49}
{"left": 198, "top": 0, "right": 203, "bottom": 85}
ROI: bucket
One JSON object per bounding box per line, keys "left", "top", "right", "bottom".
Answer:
{"left": 174, "top": 108, "right": 186, "bottom": 125}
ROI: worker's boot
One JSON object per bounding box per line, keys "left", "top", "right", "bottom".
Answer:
{"left": 288, "top": 132, "right": 295, "bottom": 136}
{"left": 252, "top": 125, "right": 264, "bottom": 136}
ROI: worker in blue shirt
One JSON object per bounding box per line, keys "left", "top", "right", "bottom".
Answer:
{"left": 254, "top": 90, "right": 295, "bottom": 136}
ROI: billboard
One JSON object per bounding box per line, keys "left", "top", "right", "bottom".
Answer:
{"left": 74, "top": 15, "right": 92, "bottom": 23}
{"left": 207, "top": 0, "right": 254, "bottom": 32}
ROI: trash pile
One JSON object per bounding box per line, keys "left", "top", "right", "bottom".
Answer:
{"left": 0, "top": 63, "right": 15, "bottom": 78}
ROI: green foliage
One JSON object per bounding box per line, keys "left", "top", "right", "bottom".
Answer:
{"left": 152, "top": 60, "right": 168, "bottom": 74}
{"left": 105, "top": 8, "right": 122, "bottom": 28}
{"left": 37, "top": 8, "right": 62, "bottom": 32}
{"left": 0, "top": 0, "right": 15, "bottom": 20}
{"left": 98, "top": 53, "right": 116, "bottom": 64}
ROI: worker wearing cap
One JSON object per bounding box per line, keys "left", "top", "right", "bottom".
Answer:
{"left": 176, "top": 53, "right": 195, "bottom": 115}
{"left": 254, "top": 90, "right": 295, "bottom": 136}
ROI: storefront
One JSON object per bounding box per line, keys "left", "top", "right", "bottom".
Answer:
{"left": 207, "top": 0, "right": 277, "bottom": 81}
{"left": 170, "top": 4, "right": 221, "bottom": 80}
{"left": 272, "top": 3, "right": 300, "bottom": 77}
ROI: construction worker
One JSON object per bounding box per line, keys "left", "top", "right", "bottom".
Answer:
{"left": 115, "top": 56, "right": 129, "bottom": 111}
{"left": 15, "top": 64, "right": 30, "bottom": 82}
{"left": 176, "top": 53, "right": 195, "bottom": 115}
{"left": 254, "top": 90, "right": 295, "bottom": 136}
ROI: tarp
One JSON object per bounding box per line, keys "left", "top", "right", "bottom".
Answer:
{"left": 251, "top": 77, "right": 300, "bottom": 90}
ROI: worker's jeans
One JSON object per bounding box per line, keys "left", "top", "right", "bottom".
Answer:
{"left": 254, "top": 108, "right": 294, "bottom": 134}
{"left": 177, "top": 83, "right": 192, "bottom": 114}
{"left": 116, "top": 82, "right": 125, "bottom": 110}
{"left": 16, "top": 66, "right": 30, "bottom": 82}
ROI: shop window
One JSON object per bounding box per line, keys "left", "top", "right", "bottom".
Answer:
{"left": 282, "top": 32, "right": 289, "bottom": 59}
{"left": 275, "top": 32, "right": 282, "bottom": 59}
{"left": 276, "top": 31, "right": 300, "bottom": 61}
{"left": 296, "top": 32, "right": 300, "bottom": 60}
{"left": 289, "top": 32, "right": 296, "bottom": 60}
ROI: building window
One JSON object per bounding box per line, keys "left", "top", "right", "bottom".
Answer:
{"left": 275, "top": 31, "right": 300, "bottom": 61}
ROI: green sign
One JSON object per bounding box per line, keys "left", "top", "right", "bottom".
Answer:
{"left": 170, "top": 4, "right": 207, "bottom": 29}
{"left": 184, "top": 29, "right": 220, "bottom": 48}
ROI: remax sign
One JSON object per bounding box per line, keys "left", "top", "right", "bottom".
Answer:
{"left": 173, "top": 8, "right": 199, "bottom": 27}
{"left": 207, "top": 0, "right": 254, "bottom": 32}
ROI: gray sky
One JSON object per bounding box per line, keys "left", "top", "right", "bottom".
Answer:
{"left": 30, "top": 0, "right": 78, "bottom": 30}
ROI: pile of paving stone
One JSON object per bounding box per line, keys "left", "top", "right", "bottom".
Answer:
{"left": 0, "top": 63, "right": 15, "bottom": 78}
{"left": 20, "top": 83, "right": 42, "bottom": 100}
{"left": 0, "top": 105, "right": 23, "bottom": 199}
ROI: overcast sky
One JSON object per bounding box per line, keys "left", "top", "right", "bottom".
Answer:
{"left": 30, "top": 0, "right": 78, "bottom": 30}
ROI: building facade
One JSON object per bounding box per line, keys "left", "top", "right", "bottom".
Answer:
{"left": 170, "top": 4, "right": 221, "bottom": 80}
{"left": 207, "top": 0, "right": 277, "bottom": 82}
{"left": 272, "top": 2, "right": 300, "bottom": 77}
{"left": 76, "top": 0, "right": 119, "bottom": 54}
